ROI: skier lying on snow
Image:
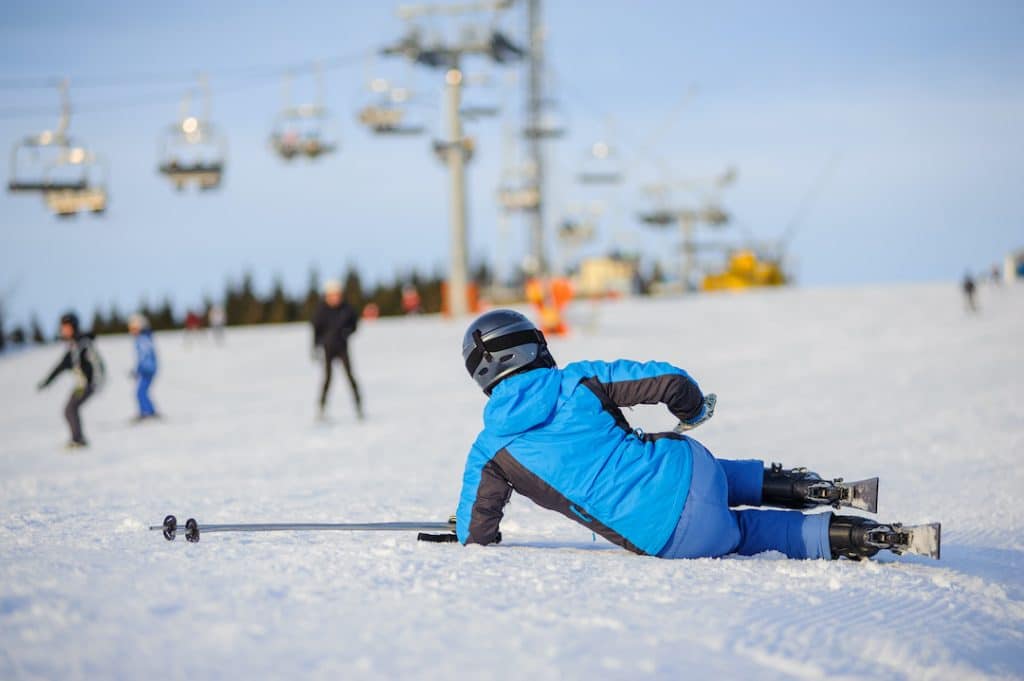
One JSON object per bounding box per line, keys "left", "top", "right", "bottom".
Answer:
{"left": 455, "top": 310, "right": 940, "bottom": 561}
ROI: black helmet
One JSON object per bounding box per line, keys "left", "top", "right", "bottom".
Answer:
{"left": 463, "top": 309, "right": 555, "bottom": 394}
{"left": 59, "top": 312, "right": 79, "bottom": 332}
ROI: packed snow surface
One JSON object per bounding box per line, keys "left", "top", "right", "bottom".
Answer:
{"left": 1, "top": 283, "right": 1022, "bottom": 680}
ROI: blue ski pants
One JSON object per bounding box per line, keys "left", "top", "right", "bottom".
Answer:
{"left": 658, "top": 440, "right": 832, "bottom": 560}
{"left": 136, "top": 373, "right": 156, "bottom": 417}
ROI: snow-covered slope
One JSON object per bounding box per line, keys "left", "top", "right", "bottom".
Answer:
{"left": 1, "top": 283, "right": 1021, "bottom": 680}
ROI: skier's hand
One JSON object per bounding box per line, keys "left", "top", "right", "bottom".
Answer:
{"left": 674, "top": 393, "right": 717, "bottom": 432}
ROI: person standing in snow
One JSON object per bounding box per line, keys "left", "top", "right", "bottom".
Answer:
{"left": 962, "top": 272, "right": 978, "bottom": 312}
{"left": 37, "top": 312, "right": 105, "bottom": 449}
{"left": 128, "top": 313, "right": 159, "bottom": 421}
{"left": 455, "top": 309, "right": 939, "bottom": 561}
{"left": 311, "top": 280, "right": 363, "bottom": 420}
{"left": 207, "top": 304, "right": 226, "bottom": 344}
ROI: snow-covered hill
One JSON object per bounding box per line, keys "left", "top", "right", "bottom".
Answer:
{"left": 1, "top": 282, "right": 1022, "bottom": 680}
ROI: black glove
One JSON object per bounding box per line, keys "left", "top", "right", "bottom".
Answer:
{"left": 675, "top": 393, "right": 717, "bottom": 432}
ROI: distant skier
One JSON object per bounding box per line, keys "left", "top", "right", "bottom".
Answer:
{"left": 183, "top": 310, "right": 203, "bottom": 345}
{"left": 401, "top": 284, "right": 422, "bottom": 315}
{"left": 311, "top": 280, "right": 363, "bottom": 420}
{"left": 128, "top": 314, "right": 159, "bottom": 421}
{"left": 962, "top": 272, "right": 978, "bottom": 312}
{"left": 36, "top": 312, "right": 105, "bottom": 449}
{"left": 455, "top": 310, "right": 940, "bottom": 561}
{"left": 207, "top": 304, "right": 226, "bottom": 344}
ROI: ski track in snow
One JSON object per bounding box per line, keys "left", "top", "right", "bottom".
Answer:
{"left": 1, "top": 283, "right": 1022, "bottom": 680}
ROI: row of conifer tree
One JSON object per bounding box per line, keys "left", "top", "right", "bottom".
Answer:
{"left": 0, "top": 263, "right": 493, "bottom": 349}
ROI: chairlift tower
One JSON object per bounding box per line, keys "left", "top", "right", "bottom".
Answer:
{"left": 382, "top": 0, "right": 523, "bottom": 316}
{"left": 525, "top": 0, "right": 547, "bottom": 277}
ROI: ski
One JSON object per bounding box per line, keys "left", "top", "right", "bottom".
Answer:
{"left": 807, "top": 477, "right": 879, "bottom": 513}
{"left": 866, "top": 522, "right": 941, "bottom": 560}
{"left": 152, "top": 515, "right": 456, "bottom": 543}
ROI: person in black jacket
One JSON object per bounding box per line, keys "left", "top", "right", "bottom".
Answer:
{"left": 37, "top": 312, "right": 103, "bottom": 448}
{"left": 311, "top": 280, "right": 362, "bottom": 420}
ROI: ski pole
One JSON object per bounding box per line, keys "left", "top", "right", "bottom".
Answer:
{"left": 151, "top": 515, "right": 457, "bottom": 543}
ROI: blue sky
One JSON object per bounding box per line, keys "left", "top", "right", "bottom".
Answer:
{"left": 1, "top": 1, "right": 1022, "bottom": 328}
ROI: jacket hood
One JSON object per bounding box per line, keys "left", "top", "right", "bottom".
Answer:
{"left": 483, "top": 367, "right": 561, "bottom": 437}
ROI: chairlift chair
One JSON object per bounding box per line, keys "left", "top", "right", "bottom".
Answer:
{"left": 270, "top": 107, "right": 339, "bottom": 161}
{"left": 9, "top": 136, "right": 85, "bottom": 193}
{"left": 523, "top": 95, "right": 567, "bottom": 139}
{"left": 158, "top": 117, "right": 227, "bottom": 191}
{"left": 497, "top": 167, "right": 540, "bottom": 211}
{"left": 460, "top": 104, "right": 501, "bottom": 121}
{"left": 158, "top": 79, "right": 227, "bottom": 191}
{"left": 558, "top": 219, "right": 596, "bottom": 246}
{"left": 497, "top": 184, "right": 540, "bottom": 212}
{"left": 41, "top": 147, "right": 108, "bottom": 217}
{"left": 577, "top": 140, "right": 623, "bottom": 185}
{"left": 559, "top": 200, "right": 602, "bottom": 244}
{"left": 7, "top": 80, "right": 81, "bottom": 194}
{"left": 269, "top": 67, "right": 339, "bottom": 161}
{"left": 522, "top": 111, "right": 566, "bottom": 140}
{"left": 358, "top": 104, "right": 425, "bottom": 136}
{"left": 638, "top": 209, "right": 675, "bottom": 227}
{"left": 45, "top": 186, "right": 107, "bottom": 217}
{"left": 432, "top": 136, "right": 475, "bottom": 163}
{"left": 358, "top": 79, "right": 426, "bottom": 136}
{"left": 637, "top": 185, "right": 690, "bottom": 227}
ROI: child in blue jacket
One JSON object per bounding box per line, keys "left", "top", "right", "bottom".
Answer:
{"left": 129, "top": 314, "right": 159, "bottom": 420}
{"left": 456, "top": 310, "right": 939, "bottom": 561}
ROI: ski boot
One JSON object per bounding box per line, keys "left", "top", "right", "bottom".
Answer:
{"left": 829, "top": 515, "right": 941, "bottom": 560}
{"left": 763, "top": 463, "right": 878, "bottom": 513}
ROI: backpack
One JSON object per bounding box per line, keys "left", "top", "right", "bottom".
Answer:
{"left": 79, "top": 336, "right": 107, "bottom": 392}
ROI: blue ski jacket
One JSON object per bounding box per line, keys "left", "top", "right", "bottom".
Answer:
{"left": 455, "top": 360, "right": 705, "bottom": 555}
{"left": 134, "top": 330, "right": 158, "bottom": 378}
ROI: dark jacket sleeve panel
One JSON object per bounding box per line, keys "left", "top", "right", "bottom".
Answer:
{"left": 40, "top": 351, "right": 72, "bottom": 387}
{"left": 602, "top": 373, "right": 704, "bottom": 422}
{"left": 343, "top": 304, "right": 358, "bottom": 336}
{"left": 466, "top": 459, "right": 513, "bottom": 545}
{"left": 311, "top": 303, "right": 326, "bottom": 346}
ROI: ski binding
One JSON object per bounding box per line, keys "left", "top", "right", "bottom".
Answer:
{"left": 866, "top": 522, "right": 941, "bottom": 560}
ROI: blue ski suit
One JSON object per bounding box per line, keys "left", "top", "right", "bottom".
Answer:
{"left": 134, "top": 329, "right": 158, "bottom": 417}
{"left": 455, "top": 360, "right": 831, "bottom": 559}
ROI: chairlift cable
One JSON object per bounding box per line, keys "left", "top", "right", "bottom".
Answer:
{"left": 779, "top": 152, "right": 840, "bottom": 247}
{"left": 548, "top": 64, "right": 699, "bottom": 183}
{"left": 0, "top": 51, "right": 375, "bottom": 121}
{"left": 0, "top": 49, "right": 371, "bottom": 91}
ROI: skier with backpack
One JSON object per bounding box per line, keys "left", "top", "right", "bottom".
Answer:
{"left": 37, "top": 312, "right": 105, "bottom": 449}
{"left": 455, "top": 310, "right": 940, "bottom": 561}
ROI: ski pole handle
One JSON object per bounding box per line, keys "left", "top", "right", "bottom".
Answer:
{"left": 674, "top": 393, "right": 717, "bottom": 433}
